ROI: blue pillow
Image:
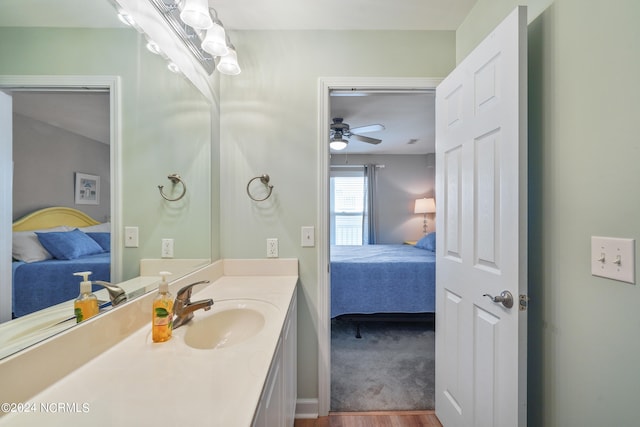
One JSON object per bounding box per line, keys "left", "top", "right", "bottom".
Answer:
{"left": 36, "top": 228, "right": 104, "bottom": 260}
{"left": 415, "top": 232, "right": 436, "bottom": 251}
{"left": 86, "top": 232, "right": 111, "bottom": 252}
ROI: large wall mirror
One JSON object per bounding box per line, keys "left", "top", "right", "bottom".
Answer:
{"left": 0, "top": 0, "right": 214, "bottom": 358}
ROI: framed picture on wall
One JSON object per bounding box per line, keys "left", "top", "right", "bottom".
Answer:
{"left": 75, "top": 173, "right": 100, "bottom": 205}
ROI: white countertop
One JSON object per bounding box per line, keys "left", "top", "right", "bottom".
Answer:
{"left": 0, "top": 262, "right": 298, "bottom": 427}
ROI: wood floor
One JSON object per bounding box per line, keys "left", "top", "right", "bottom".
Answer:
{"left": 294, "top": 411, "right": 442, "bottom": 427}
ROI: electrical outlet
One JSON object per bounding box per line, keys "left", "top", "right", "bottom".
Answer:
{"left": 266, "top": 238, "right": 278, "bottom": 258}
{"left": 162, "top": 238, "right": 174, "bottom": 258}
{"left": 124, "top": 226, "right": 139, "bottom": 248}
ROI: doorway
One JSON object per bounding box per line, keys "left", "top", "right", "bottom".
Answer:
{"left": 317, "top": 77, "right": 442, "bottom": 416}
{"left": 0, "top": 75, "right": 121, "bottom": 322}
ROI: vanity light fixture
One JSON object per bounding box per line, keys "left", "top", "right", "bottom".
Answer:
{"left": 147, "top": 0, "right": 241, "bottom": 76}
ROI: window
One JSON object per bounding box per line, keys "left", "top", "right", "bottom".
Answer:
{"left": 330, "top": 168, "right": 368, "bottom": 245}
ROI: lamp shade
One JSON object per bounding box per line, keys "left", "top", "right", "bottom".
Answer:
{"left": 201, "top": 22, "right": 228, "bottom": 57}
{"left": 414, "top": 198, "right": 436, "bottom": 214}
{"left": 330, "top": 138, "right": 348, "bottom": 150}
{"left": 216, "top": 46, "right": 241, "bottom": 75}
{"left": 180, "top": 0, "right": 212, "bottom": 29}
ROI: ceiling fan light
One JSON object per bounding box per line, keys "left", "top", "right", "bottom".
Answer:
{"left": 201, "top": 22, "right": 229, "bottom": 57}
{"left": 217, "top": 46, "right": 241, "bottom": 75}
{"left": 330, "top": 138, "right": 348, "bottom": 150}
{"left": 179, "top": 0, "right": 213, "bottom": 29}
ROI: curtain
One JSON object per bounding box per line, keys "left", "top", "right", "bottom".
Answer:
{"left": 363, "top": 164, "right": 377, "bottom": 244}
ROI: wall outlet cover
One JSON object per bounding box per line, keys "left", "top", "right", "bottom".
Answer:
{"left": 267, "top": 238, "right": 278, "bottom": 258}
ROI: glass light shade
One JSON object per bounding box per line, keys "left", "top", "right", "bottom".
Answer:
{"left": 330, "top": 139, "right": 348, "bottom": 150}
{"left": 201, "top": 23, "right": 228, "bottom": 57}
{"left": 216, "top": 48, "right": 241, "bottom": 75}
{"left": 414, "top": 197, "right": 436, "bottom": 214}
{"left": 179, "top": 0, "right": 212, "bottom": 29}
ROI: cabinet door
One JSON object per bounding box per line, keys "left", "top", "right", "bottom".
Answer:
{"left": 283, "top": 294, "right": 297, "bottom": 426}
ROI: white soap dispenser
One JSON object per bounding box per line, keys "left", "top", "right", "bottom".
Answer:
{"left": 73, "top": 271, "right": 99, "bottom": 323}
{"left": 152, "top": 271, "right": 174, "bottom": 343}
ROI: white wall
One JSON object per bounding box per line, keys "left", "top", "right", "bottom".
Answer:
{"left": 458, "top": 1, "right": 640, "bottom": 425}
{"left": 13, "top": 113, "right": 110, "bottom": 222}
{"left": 220, "top": 29, "right": 455, "bottom": 403}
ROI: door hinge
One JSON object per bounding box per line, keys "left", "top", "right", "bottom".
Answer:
{"left": 519, "top": 294, "right": 528, "bottom": 311}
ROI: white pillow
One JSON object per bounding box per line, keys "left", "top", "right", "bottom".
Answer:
{"left": 13, "top": 226, "right": 70, "bottom": 263}
{"left": 78, "top": 222, "right": 111, "bottom": 233}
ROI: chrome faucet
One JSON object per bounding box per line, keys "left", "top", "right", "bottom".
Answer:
{"left": 93, "top": 281, "right": 127, "bottom": 307}
{"left": 173, "top": 280, "right": 213, "bottom": 329}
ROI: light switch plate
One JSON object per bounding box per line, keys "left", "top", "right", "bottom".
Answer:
{"left": 591, "top": 236, "right": 635, "bottom": 284}
{"left": 124, "top": 226, "right": 139, "bottom": 248}
{"left": 301, "top": 226, "right": 315, "bottom": 247}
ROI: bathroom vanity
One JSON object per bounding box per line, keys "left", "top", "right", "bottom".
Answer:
{"left": 0, "top": 259, "right": 298, "bottom": 427}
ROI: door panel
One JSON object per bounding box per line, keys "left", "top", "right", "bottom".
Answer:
{"left": 435, "top": 6, "right": 528, "bottom": 427}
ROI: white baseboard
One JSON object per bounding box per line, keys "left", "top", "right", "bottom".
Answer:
{"left": 295, "top": 398, "right": 319, "bottom": 419}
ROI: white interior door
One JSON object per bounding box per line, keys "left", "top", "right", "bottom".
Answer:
{"left": 435, "top": 6, "right": 528, "bottom": 427}
{"left": 0, "top": 90, "right": 13, "bottom": 322}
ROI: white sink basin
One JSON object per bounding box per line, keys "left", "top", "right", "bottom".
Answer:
{"left": 182, "top": 299, "right": 278, "bottom": 350}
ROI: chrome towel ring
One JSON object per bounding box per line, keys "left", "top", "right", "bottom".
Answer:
{"left": 247, "top": 174, "right": 274, "bottom": 201}
{"left": 158, "top": 173, "right": 187, "bottom": 201}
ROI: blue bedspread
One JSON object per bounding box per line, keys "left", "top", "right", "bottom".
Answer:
{"left": 330, "top": 244, "right": 436, "bottom": 318}
{"left": 12, "top": 253, "right": 110, "bottom": 317}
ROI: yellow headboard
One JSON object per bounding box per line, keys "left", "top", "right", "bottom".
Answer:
{"left": 12, "top": 207, "right": 100, "bottom": 231}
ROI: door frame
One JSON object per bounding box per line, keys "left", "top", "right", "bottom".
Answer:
{"left": 0, "top": 75, "right": 122, "bottom": 286}
{"left": 316, "top": 76, "right": 443, "bottom": 416}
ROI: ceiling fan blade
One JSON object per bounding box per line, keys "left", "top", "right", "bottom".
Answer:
{"left": 352, "top": 133, "right": 382, "bottom": 145}
{"left": 350, "top": 124, "right": 385, "bottom": 134}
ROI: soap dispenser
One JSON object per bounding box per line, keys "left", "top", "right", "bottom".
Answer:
{"left": 73, "top": 271, "right": 99, "bottom": 323}
{"left": 152, "top": 271, "right": 174, "bottom": 343}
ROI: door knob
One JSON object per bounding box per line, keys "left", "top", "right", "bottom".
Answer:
{"left": 483, "top": 290, "right": 514, "bottom": 309}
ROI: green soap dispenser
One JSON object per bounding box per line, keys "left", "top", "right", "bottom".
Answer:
{"left": 73, "top": 271, "right": 99, "bottom": 323}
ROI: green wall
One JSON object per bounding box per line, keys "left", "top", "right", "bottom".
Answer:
{"left": 219, "top": 29, "right": 455, "bottom": 402}
{"left": 0, "top": 27, "right": 215, "bottom": 280}
{"left": 458, "top": 1, "right": 640, "bottom": 425}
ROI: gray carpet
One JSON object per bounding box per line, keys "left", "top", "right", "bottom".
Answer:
{"left": 330, "top": 318, "right": 436, "bottom": 412}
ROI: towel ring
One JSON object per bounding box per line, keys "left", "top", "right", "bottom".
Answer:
{"left": 158, "top": 173, "right": 187, "bottom": 202}
{"left": 247, "top": 174, "right": 274, "bottom": 202}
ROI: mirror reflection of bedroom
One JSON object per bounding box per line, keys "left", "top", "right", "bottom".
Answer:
{"left": 329, "top": 89, "right": 436, "bottom": 412}
{"left": 7, "top": 90, "right": 111, "bottom": 321}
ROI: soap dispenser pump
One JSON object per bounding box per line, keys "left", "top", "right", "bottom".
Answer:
{"left": 73, "top": 271, "right": 99, "bottom": 323}
{"left": 152, "top": 271, "right": 174, "bottom": 343}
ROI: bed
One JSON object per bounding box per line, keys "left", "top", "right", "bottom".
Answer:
{"left": 11, "top": 207, "right": 111, "bottom": 318}
{"left": 330, "top": 234, "right": 436, "bottom": 320}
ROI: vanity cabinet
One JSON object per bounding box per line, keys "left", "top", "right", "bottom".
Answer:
{"left": 253, "top": 291, "right": 297, "bottom": 427}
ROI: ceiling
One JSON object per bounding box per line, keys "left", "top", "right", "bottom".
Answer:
{"left": 11, "top": 92, "right": 110, "bottom": 145}
{"left": 330, "top": 92, "right": 435, "bottom": 155}
{"left": 3, "top": 0, "right": 477, "bottom": 154}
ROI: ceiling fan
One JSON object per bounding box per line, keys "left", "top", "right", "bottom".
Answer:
{"left": 329, "top": 117, "right": 385, "bottom": 150}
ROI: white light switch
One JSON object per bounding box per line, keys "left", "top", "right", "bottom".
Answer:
{"left": 301, "top": 226, "right": 315, "bottom": 247}
{"left": 591, "top": 236, "right": 635, "bottom": 284}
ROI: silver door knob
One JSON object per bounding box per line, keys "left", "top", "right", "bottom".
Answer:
{"left": 483, "top": 290, "right": 514, "bottom": 309}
